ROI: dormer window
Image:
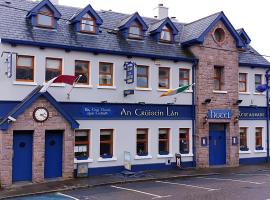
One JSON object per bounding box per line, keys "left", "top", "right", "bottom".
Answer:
{"left": 128, "top": 21, "right": 142, "bottom": 39}
{"left": 80, "top": 13, "right": 96, "bottom": 33}
{"left": 160, "top": 25, "right": 172, "bottom": 42}
{"left": 37, "top": 7, "right": 54, "bottom": 28}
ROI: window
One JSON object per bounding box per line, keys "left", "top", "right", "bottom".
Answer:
{"left": 240, "top": 127, "right": 248, "bottom": 151}
{"left": 160, "top": 25, "right": 172, "bottom": 42}
{"left": 136, "top": 129, "right": 148, "bottom": 156}
{"left": 214, "top": 66, "right": 223, "bottom": 90}
{"left": 137, "top": 65, "right": 149, "bottom": 88}
{"left": 179, "top": 129, "right": 189, "bottom": 154}
{"left": 239, "top": 73, "right": 247, "bottom": 92}
{"left": 128, "top": 21, "right": 142, "bottom": 39}
{"left": 75, "top": 60, "right": 90, "bottom": 85}
{"left": 100, "top": 129, "right": 113, "bottom": 158}
{"left": 255, "top": 74, "right": 262, "bottom": 92}
{"left": 74, "top": 130, "right": 89, "bottom": 159}
{"left": 159, "top": 67, "right": 170, "bottom": 89}
{"left": 159, "top": 128, "right": 169, "bottom": 155}
{"left": 255, "top": 127, "right": 263, "bottom": 150}
{"left": 45, "top": 58, "right": 62, "bottom": 82}
{"left": 16, "top": 55, "right": 34, "bottom": 82}
{"left": 179, "top": 69, "right": 190, "bottom": 87}
{"left": 213, "top": 28, "right": 225, "bottom": 43}
{"left": 80, "top": 13, "right": 96, "bottom": 33}
{"left": 37, "top": 6, "right": 54, "bottom": 28}
{"left": 99, "top": 62, "right": 113, "bottom": 86}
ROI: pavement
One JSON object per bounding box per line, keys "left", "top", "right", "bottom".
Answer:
{"left": 1, "top": 164, "right": 270, "bottom": 199}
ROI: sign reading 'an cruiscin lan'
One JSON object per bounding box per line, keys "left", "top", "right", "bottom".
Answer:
{"left": 74, "top": 104, "right": 193, "bottom": 120}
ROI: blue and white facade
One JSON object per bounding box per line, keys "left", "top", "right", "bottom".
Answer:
{"left": 0, "top": 0, "right": 269, "bottom": 187}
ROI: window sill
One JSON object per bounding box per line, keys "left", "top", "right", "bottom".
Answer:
{"left": 135, "top": 87, "right": 152, "bottom": 91}
{"left": 13, "top": 81, "right": 38, "bottom": 86}
{"left": 98, "top": 157, "right": 117, "bottom": 162}
{"left": 74, "top": 84, "right": 93, "bottom": 88}
{"left": 157, "top": 88, "right": 170, "bottom": 92}
{"left": 97, "top": 86, "right": 116, "bottom": 90}
{"left": 185, "top": 90, "right": 193, "bottom": 93}
{"left": 213, "top": 90, "right": 228, "bottom": 94}
{"left": 239, "top": 92, "right": 250, "bottom": 95}
{"left": 134, "top": 155, "right": 152, "bottom": 160}
{"left": 157, "top": 154, "right": 173, "bottom": 158}
{"left": 239, "top": 150, "right": 251, "bottom": 154}
{"left": 74, "top": 158, "right": 93, "bottom": 163}
{"left": 254, "top": 150, "right": 267, "bottom": 153}
{"left": 180, "top": 153, "right": 194, "bottom": 157}
{"left": 253, "top": 92, "right": 265, "bottom": 95}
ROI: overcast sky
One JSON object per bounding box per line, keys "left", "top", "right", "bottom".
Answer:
{"left": 59, "top": 0, "right": 270, "bottom": 61}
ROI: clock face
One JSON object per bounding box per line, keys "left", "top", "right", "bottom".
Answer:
{"left": 33, "top": 107, "right": 49, "bottom": 122}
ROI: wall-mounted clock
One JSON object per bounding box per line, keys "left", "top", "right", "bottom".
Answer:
{"left": 33, "top": 107, "right": 49, "bottom": 122}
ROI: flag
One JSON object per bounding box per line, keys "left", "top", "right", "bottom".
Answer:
{"left": 160, "top": 83, "right": 194, "bottom": 97}
{"left": 256, "top": 84, "right": 270, "bottom": 93}
{"left": 40, "top": 75, "right": 78, "bottom": 93}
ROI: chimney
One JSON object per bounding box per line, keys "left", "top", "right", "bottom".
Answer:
{"left": 153, "top": 4, "right": 169, "bottom": 20}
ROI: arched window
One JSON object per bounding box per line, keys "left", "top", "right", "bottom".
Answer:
{"left": 37, "top": 6, "right": 54, "bottom": 28}
{"left": 80, "top": 13, "right": 96, "bottom": 33}
{"left": 160, "top": 25, "right": 172, "bottom": 42}
{"left": 128, "top": 21, "right": 142, "bottom": 39}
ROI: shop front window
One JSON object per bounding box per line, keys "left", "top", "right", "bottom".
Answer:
{"left": 100, "top": 129, "right": 113, "bottom": 158}
{"left": 136, "top": 129, "right": 148, "bottom": 156}
{"left": 74, "top": 130, "right": 89, "bottom": 159}
{"left": 179, "top": 128, "right": 189, "bottom": 154}
{"left": 240, "top": 127, "right": 248, "bottom": 151}
{"left": 255, "top": 127, "right": 263, "bottom": 150}
{"left": 159, "top": 128, "right": 169, "bottom": 155}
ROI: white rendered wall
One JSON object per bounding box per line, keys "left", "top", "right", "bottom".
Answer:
{"left": 239, "top": 66, "right": 267, "bottom": 107}
{"left": 239, "top": 120, "right": 267, "bottom": 159}
{"left": 0, "top": 44, "right": 193, "bottom": 105}
{"left": 75, "top": 120, "right": 193, "bottom": 168}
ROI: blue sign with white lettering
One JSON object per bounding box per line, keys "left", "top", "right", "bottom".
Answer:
{"left": 61, "top": 103, "right": 193, "bottom": 120}
{"left": 208, "top": 109, "right": 232, "bottom": 119}
{"left": 124, "top": 62, "right": 135, "bottom": 84}
{"left": 239, "top": 106, "right": 266, "bottom": 120}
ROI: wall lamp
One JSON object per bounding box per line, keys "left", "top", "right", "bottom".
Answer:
{"left": 203, "top": 115, "right": 208, "bottom": 124}
{"left": 234, "top": 116, "right": 239, "bottom": 125}
{"left": 233, "top": 99, "right": 243, "bottom": 105}
{"left": 202, "top": 98, "right": 211, "bottom": 105}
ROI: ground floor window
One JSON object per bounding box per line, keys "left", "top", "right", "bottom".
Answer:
{"left": 255, "top": 127, "right": 263, "bottom": 150}
{"left": 159, "top": 128, "right": 169, "bottom": 155}
{"left": 100, "top": 129, "right": 113, "bottom": 158}
{"left": 136, "top": 129, "right": 148, "bottom": 156}
{"left": 240, "top": 127, "right": 248, "bottom": 151}
{"left": 179, "top": 128, "right": 189, "bottom": 154}
{"left": 75, "top": 130, "right": 89, "bottom": 159}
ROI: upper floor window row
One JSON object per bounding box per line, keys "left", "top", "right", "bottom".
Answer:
{"left": 15, "top": 55, "right": 191, "bottom": 91}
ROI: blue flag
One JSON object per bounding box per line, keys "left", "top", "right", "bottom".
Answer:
{"left": 256, "top": 84, "right": 270, "bottom": 92}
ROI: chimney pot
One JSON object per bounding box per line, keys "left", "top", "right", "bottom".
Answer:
{"left": 153, "top": 4, "right": 168, "bottom": 20}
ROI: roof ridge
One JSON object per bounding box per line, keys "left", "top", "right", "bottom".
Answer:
{"left": 184, "top": 11, "right": 222, "bottom": 26}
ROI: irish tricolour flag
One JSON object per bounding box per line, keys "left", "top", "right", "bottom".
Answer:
{"left": 160, "top": 83, "right": 195, "bottom": 97}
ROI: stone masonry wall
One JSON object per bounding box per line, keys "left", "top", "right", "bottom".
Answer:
{"left": 189, "top": 21, "right": 240, "bottom": 168}
{"left": 0, "top": 97, "right": 74, "bottom": 188}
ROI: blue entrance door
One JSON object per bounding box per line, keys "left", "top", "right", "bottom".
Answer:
{"left": 12, "top": 131, "right": 33, "bottom": 182}
{"left": 44, "top": 131, "right": 63, "bottom": 179}
{"left": 209, "top": 125, "right": 226, "bottom": 165}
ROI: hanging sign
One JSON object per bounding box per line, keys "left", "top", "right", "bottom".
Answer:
{"left": 6, "top": 53, "right": 12, "bottom": 78}
{"left": 124, "top": 61, "right": 136, "bottom": 84}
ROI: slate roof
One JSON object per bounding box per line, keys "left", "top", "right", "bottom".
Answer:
{"left": 0, "top": 0, "right": 269, "bottom": 66}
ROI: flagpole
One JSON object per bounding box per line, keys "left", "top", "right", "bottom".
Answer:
{"left": 67, "top": 75, "right": 82, "bottom": 99}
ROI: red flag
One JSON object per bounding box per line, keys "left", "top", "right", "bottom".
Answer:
{"left": 40, "top": 75, "right": 79, "bottom": 93}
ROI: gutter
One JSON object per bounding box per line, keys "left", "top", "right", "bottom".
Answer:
{"left": 192, "top": 60, "right": 197, "bottom": 167}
